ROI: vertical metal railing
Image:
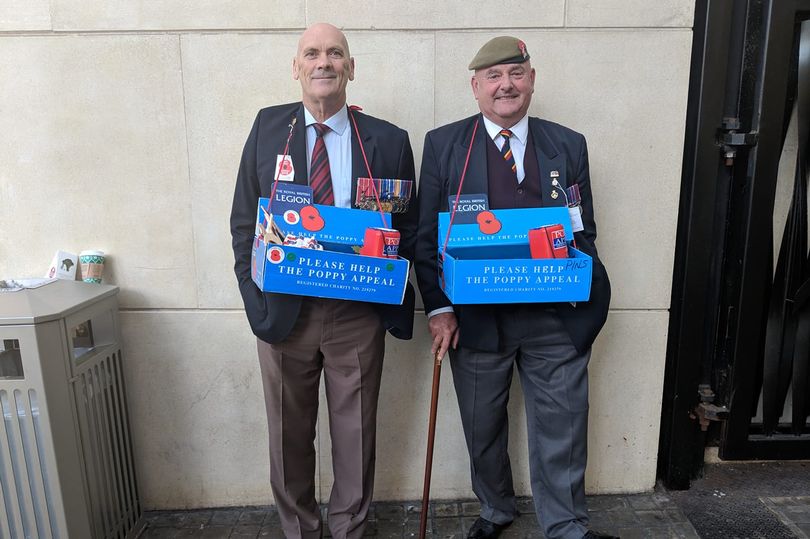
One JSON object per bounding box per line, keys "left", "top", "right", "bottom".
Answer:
{"left": 761, "top": 20, "right": 810, "bottom": 435}
{"left": 72, "top": 348, "right": 141, "bottom": 539}
{"left": 0, "top": 388, "right": 61, "bottom": 539}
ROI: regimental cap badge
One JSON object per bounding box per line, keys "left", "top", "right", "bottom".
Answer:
{"left": 518, "top": 40, "right": 528, "bottom": 59}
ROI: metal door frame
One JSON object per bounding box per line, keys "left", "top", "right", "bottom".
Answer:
{"left": 659, "top": 0, "right": 810, "bottom": 488}
{"left": 721, "top": 1, "right": 810, "bottom": 459}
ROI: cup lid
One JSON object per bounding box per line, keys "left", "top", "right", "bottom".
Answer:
{"left": 79, "top": 250, "right": 105, "bottom": 257}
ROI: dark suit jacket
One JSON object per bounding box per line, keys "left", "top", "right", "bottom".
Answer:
{"left": 414, "top": 114, "right": 611, "bottom": 353}
{"left": 231, "top": 102, "right": 417, "bottom": 343}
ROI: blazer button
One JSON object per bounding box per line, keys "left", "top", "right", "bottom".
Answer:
{"left": 517, "top": 188, "right": 524, "bottom": 194}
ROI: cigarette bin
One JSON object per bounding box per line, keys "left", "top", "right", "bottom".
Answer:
{"left": 0, "top": 280, "right": 143, "bottom": 538}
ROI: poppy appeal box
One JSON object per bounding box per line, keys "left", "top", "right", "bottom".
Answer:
{"left": 437, "top": 206, "right": 592, "bottom": 304}
{"left": 251, "top": 185, "right": 410, "bottom": 304}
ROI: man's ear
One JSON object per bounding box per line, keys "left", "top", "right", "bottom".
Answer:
{"left": 471, "top": 75, "right": 480, "bottom": 100}
{"left": 292, "top": 57, "right": 299, "bottom": 81}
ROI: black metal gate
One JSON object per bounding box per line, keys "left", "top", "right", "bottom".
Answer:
{"left": 659, "top": 0, "right": 810, "bottom": 489}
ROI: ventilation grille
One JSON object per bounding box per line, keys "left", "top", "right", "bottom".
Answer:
{"left": 0, "top": 388, "right": 61, "bottom": 539}
{"left": 72, "top": 350, "right": 141, "bottom": 539}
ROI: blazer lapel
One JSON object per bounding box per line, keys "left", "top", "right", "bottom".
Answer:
{"left": 451, "top": 115, "right": 487, "bottom": 207}
{"left": 350, "top": 108, "right": 376, "bottom": 207}
{"left": 290, "top": 104, "right": 308, "bottom": 187}
{"left": 530, "top": 117, "right": 567, "bottom": 207}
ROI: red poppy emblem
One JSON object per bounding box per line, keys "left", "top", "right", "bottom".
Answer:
{"left": 267, "top": 247, "right": 284, "bottom": 264}
{"left": 283, "top": 210, "right": 300, "bottom": 225}
{"left": 518, "top": 40, "right": 527, "bottom": 58}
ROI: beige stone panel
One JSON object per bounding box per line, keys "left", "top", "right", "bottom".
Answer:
{"left": 182, "top": 32, "right": 434, "bottom": 309}
{"left": 0, "top": 35, "right": 196, "bottom": 309}
{"left": 435, "top": 30, "right": 692, "bottom": 310}
{"left": 586, "top": 311, "right": 668, "bottom": 493}
{"left": 307, "top": 1, "right": 564, "bottom": 29}
{"left": 120, "top": 311, "right": 273, "bottom": 509}
{"left": 317, "top": 320, "right": 532, "bottom": 501}
{"left": 0, "top": 0, "right": 51, "bottom": 31}
{"left": 319, "top": 310, "right": 666, "bottom": 499}
{"left": 50, "top": 0, "right": 303, "bottom": 31}
{"left": 566, "top": 0, "right": 695, "bottom": 28}
{"left": 119, "top": 309, "right": 664, "bottom": 508}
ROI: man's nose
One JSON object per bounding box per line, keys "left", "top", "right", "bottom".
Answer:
{"left": 316, "top": 53, "right": 332, "bottom": 68}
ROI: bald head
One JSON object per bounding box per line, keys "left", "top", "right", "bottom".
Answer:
{"left": 297, "top": 23, "right": 351, "bottom": 57}
{"left": 293, "top": 23, "right": 355, "bottom": 120}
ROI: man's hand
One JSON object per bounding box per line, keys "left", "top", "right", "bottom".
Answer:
{"left": 428, "top": 312, "right": 459, "bottom": 360}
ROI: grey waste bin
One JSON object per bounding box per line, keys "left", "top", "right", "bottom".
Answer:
{"left": 0, "top": 280, "right": 144, "bottom": 538}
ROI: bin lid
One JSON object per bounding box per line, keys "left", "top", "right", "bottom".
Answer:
{"left": 0, "top": 280, "right": 119, "bottom": 325}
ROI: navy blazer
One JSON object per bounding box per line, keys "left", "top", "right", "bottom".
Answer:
{"left": 414, "top": 114, "right": 610, "bottom": 353}
{"left": 231, "top": 102, "right": 417, "bottom": 343}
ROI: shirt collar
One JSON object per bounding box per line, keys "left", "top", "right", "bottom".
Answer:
{"left": 481, "top": 113, "right": 529, "bottom": 145}
{"left": 303, "top": 105, "right": 349, "bottom": 136}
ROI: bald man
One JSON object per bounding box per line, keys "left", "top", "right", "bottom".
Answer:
{"left": 230, "top": 23, "right": 417, "bottom": 539}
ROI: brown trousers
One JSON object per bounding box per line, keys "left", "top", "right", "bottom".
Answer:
{"left": 257, "top": 298, "right": 385, "bottom": 539}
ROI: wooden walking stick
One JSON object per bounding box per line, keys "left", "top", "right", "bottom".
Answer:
{"left": 419, "top": 121, "right": 476, "bottom": 539}
{"left": 418, "top": 350, "right": 444, "bottom": 539}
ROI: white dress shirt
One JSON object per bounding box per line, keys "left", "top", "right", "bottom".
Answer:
{"left": 303, "top": 105, "right": 353, "bottom": 208}
{"left": 481, "top": 113, "right": 530, "bottom": 184}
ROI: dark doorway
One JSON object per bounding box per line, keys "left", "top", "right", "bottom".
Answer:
{"left": 659, "top": 0, "right": 810, "bottom": 489}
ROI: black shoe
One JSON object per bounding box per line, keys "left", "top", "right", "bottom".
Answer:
{"left": 466, "top": 517, "right": 511, "bottom": 539}
{"left": 582, "top": 531, "right": 620, "bottom": 539}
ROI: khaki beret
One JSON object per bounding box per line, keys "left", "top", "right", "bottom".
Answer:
{"left": 468, "top": 36, "right": 530, "bottom": 71}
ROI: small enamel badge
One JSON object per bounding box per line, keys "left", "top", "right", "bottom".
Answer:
{"left": 550, "top": 170, "right": 559, "bottom": 178}
{"left": 551, "top": 190, "right": 559, "bottom": 200}
{"left": 518, "top": 40, "right": 528, "bottom": 59}
{"left": 275, "top": 154, "right": 295, "bottom": 182}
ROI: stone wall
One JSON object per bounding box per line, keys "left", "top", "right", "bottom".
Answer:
{"left": 0, "top": 1, "right": 694, "bottom": 508}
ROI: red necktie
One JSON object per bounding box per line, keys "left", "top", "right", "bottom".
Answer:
{"left": 310, "top": 123, "right": 334, "bottom": 205}
{"left": 499, "top": 129, "right": 517, "bottom": 176}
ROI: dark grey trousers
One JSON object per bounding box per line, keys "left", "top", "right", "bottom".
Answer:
{"left": 449, "top": 306, "right": 591, "bottom": 539}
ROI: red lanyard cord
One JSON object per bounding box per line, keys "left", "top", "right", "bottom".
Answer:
{"left": 439, "top": 119, "right": 479, "bottom": 263}
{"left": 348, "top": 105, "right": 388, "bottom": 227}
{"left": 268, "top": 116, "right": 297, "bottom": 209}
{"left": 268, "top": 108, "right": 386, "bottom": 230}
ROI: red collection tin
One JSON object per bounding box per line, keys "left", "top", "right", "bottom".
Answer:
{"left": 529, "top": 224, "right": 568, "bottom": 259}
{"left": 359, "top": 227, "right": 400, "bottom": 258}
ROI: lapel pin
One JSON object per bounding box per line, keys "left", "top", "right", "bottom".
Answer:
{"left": 550, "top": 170, "right": 559, "bottom": 178}
{"left": 551, "top": 190, "right": 559, "bottom": 200}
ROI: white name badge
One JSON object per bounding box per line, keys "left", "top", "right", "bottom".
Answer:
{"left": 569, "top": 205, "right": 584, "bottom": 233}
{"left": 275, "top": 154, "right": 295, "bottom": 182}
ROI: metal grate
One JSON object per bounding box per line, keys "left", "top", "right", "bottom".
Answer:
{"left": 0, "top": 388, "right": 60, "bottom": 538}
{"left": 72, "top": 350, "right": 141, "bottom": 539}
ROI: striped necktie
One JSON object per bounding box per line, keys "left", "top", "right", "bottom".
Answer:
{"left": 310, "top": 123, "right": 334, "bottom": 205}
{"left": 499, "top": 129, "right": 517, "bottom": 176}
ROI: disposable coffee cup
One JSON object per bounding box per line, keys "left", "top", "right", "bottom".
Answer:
{"left": 79, "top": 250, "right": 105, "bottom": 284}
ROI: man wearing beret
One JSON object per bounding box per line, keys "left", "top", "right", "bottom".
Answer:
{"left": 230, "top": 23, "right": 417, "bottom": 539}
{"left": 415, "top": 37, "right": 613, "bottom": 539}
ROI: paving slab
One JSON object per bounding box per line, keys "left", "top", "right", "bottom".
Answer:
{"left": 139, "top": 493, "right": 698, "bottom": 538}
